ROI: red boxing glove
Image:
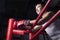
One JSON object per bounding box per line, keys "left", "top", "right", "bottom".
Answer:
{"left": 17, "top": 20, "right": 30, "bottom": 26}
{"left": 17, "top": 20, "right": 25, "bottom": 26}
{"left": 17, "top": 20, "right": 31, "bottom": 30}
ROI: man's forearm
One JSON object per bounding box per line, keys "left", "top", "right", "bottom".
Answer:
{"left": 30, "top": 11, "right": 53, "bottom": 25}
{"left": 29, "top": 11, "right": 54, "bottom": 33}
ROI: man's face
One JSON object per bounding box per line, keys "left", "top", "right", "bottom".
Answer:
{"left": 36, "top": 4, "right": 42, "bottom": 14}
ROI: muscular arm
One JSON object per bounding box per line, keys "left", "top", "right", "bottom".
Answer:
{"left": 30, "top": 11, "right": 53, "bottom": 24}
{"left": 25, "top": 3, "right": 54, "bottom": 33}
{"left": 30, "top": 11, "right": 53, "bottom": 33}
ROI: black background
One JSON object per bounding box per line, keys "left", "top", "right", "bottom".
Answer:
{"left": 0, "top": 0, "right": 37, "bottom": 40}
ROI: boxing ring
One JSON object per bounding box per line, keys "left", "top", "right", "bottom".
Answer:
{"left": 6, "top": 0, "right": 60, "bottom": 40}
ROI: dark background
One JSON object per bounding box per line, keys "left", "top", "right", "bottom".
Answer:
{"left": 0, "top": 0, "right": 37, "bottom": 40}
{"left": 0, "top": 0, "right": 60, "bottom": 40}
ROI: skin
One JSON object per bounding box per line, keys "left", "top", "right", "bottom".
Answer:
{"left": 26, "top": 4, "right": 53, "bottom": 33}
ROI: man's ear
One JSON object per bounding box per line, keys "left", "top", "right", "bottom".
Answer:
{"left": 35, "top": 4, "right": 42, "bottom": 14}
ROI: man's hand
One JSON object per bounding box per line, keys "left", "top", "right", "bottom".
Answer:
{"left": 25, "top": 25, "right": 42, "bottom": 33}
{"left": 32, "top": 25, "right": 42, "bottom": 33}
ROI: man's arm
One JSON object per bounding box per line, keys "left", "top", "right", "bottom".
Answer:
{"left": 29, "top": 11, "right": 54, "bottom": 33}
{"left": 30, "top": 11, "right": 53, "bottom": 24}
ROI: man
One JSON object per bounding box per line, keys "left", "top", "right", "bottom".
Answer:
{"left": 18, "top": 0, "right": 60, "bottom": 40}
{"left": 24, "top": 0, "right": 60, "bottom": 40}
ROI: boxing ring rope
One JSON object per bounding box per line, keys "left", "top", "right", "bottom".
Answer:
{"left": 30, "top": 10, "right": 60, "bottom": 40}
{"left": 29, "top": 0, "right": 52, "bottom": 40}
{"left": 6, "top": 0, "right": 60, "bottom": 40}
{"left": 29, "top": 0, "right": 52, "bottom": 31}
